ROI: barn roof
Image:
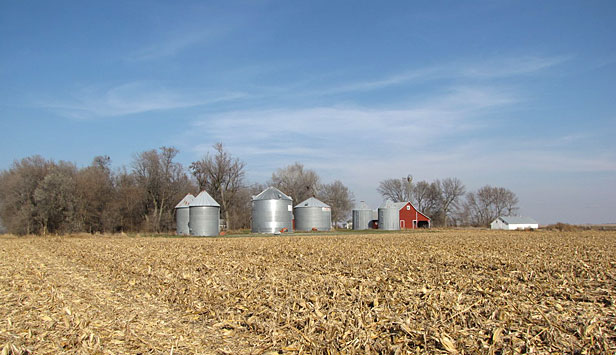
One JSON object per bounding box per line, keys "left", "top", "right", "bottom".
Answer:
{"left": 252, "top": 186, "right": 292, "bottom": 201}
{"left": 174, "top": 194, "right": 195, "bottom": 209}
{"left": 295, "top": 197, "right": 330, "bottom": 208}
{"left": 498, "top": 216, "right": 538, "bottom": 225}
{"left": 190, "top": 191, "right": 220, "bottom": 207}
{"left": 393, "top": 202, "right": 409, "bottom": 210}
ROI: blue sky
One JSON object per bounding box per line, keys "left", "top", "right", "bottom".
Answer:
{"left": 1, "top": 1, "right": 615, "bottom": 224}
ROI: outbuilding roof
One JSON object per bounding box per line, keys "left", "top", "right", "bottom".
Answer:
{"left": 295, "top": 197, "right": 330, "bottom": 208}
{"left": 252, "top": 186, "right": 292, "bottom": 201}
{"left": 497, "top": 216, "right": 538, "bottom": 225}
{"left": 174, "top": 193, "right": 195, "bottom": 209}
{"left": 189, "top": 191, "right": 220, "bottom": 207}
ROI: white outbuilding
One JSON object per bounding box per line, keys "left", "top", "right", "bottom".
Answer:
{"left": 490, "top": 216, "right": 539, "bottom": 230}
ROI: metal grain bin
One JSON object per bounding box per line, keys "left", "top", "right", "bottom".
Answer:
{"left": 352, "top": 201, "right": 372, "bottom": 230}
{"left": 189, "top": 191, "right": 220, "bottom": 236}
{"left": 378, "top": 200, "right": 400, "bottom": 230}
{"left": 294, "top": 197, "right": 331, "bottom": 231}
{"left": 251, "top": 187, "right": 293, "bottom": 233}
{"left": 174, "top": 193, "right": 195, "bottom": 235}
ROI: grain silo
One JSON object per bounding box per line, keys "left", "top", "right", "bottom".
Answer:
{"left": 294, "top": 197, "right": 332, "bottom": 231}
{"left": 251, "top": 186, "right": 293, "bottom": 233}
{"left": 352, "top": 201, "right": 372, "bottom": 230}
{"left": 189, "top": 191, "right": 220, "bottom": 236}
{"left": 174, "top": 193, "right": 194, "bottom": 235}
{"left": 378, "top": 200, "right": 400, "bottom": 230}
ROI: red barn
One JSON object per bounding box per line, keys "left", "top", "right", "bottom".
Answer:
{"left": 394, "top": 202, "right": 431, "bottom": 229}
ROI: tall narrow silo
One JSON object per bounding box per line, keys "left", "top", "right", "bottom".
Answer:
{"left": 352, "top": 201, "right": 372, "bottom": 230}
{"left": 174, "top": 193, "right": 194, "bottom": 235}
{"left": 294, "top": 197, "right": 332, "bottom": 231}
{"left": 251, "top": 187, "right": 293, "bottom": 233}
{"left": 378, "top": 200, "right": 400, "bottom": 230}
{"left": 189, "top": 191, "right": 220, "bottom": 236}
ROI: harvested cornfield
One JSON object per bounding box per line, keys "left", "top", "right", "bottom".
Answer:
{"left": 1, "top": 230, "right": 615, "bottom": 354}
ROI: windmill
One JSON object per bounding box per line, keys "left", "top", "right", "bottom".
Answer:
{"left": 406, "top": 174, "right": 413, "bottom": 201}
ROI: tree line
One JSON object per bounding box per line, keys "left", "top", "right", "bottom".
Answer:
{"left": 377, "top": 177, "right": 519, "bottom": 227}
{"left": 0, "top": 144, "right": 354, "bottom": 235}
{"left": 0, "top": 143, "right": 520, "bottom": 235}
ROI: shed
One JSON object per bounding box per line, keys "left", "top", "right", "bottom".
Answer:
{"left": 294, "top": 197, "right": 331, "bottom": 231}
{"left": 491, "top": 216, "right": 538, "bottom": 230}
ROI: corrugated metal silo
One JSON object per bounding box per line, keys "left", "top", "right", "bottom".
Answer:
{"left": 352, "top": 201, "right": 372, "bottom": 230}
{"left": 294, "top": 197, "right": 331, "bottom": 231}
{"left": 189, "top": 191, "right": 220, "bottom": 236}
{"left": 378, "top": 200, "right": 400, "bottom": 230}
{"left": 174, "top": 193, "right": 194, "bottom": 235}
{"left": 251, "top": 187, "right": 293, "bottom": 233}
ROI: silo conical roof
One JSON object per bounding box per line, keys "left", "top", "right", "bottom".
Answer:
{"left": 190, "top": 191, "right": 220, "bottom": 207}
{"left": 295, "top": 197, "right": 330, "bottom": 208}
{"left": 252, "top": 186, "right": 292, "bottom": 201}
{"left": 175, "top": 193, "right": 195, "bottom": 209}
{"left": 355, "top": 201, "right": 371, "bottom": 210}
{"left": 379, "top": 199, "right": 396, "bottom": 209}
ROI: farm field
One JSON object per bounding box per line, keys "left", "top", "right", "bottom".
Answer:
{"left": 1, "top": 230, "right": 615, "bottom": 354}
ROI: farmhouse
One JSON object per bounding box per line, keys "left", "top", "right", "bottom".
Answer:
{"left": 490, "top": 216, "right": 539, "bottom": 230}
{"left": 394, "top": 202, "right": 431, "bottom": 229}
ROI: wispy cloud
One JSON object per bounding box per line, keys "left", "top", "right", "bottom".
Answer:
{"left": 126, "top": 30, "right": 220, "bottom": 61}
{"left": 182, "top": 85, "right": 515, "bottom": 165}
{"left": 461, "top": 55, "right": 571, "bottom": 78}
{"left": 125, "top": 23, "right": 233, "bottom": 61}
{"left": 321, "top": 67, "right": 443, "bottom": 94}
{"left": 41, "top": 81, "right": 247, "bottom": 119}
{"left": 317, "top": 55, "right": 569, "bottom": 95}
{"left": 128, "top": 32, "right": 212, "bottom": 61}
{"left": 173, "top": 66, "right": 614, "bottom": 215}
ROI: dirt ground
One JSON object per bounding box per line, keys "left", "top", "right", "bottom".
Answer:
{"left": 1, "top": 230, "right": 615, "bottom": 354}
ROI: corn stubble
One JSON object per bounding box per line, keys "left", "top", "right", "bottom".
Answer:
{"left": 1, "top": 230, "right": 615, "bottom": 354}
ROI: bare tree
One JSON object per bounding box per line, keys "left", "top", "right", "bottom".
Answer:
{"left": 439, "top": 177, "right": 466, "bottom": 227}
{"left": 492, "top": 186, "right": 519, "bottom": 217}
{"left": 318, "top": 180, "right": 354, "bottom": 226}
{"left": 462, "top": 185, "right": 519, "bottom": 227}
{"left": 412, "top": 180, "right": 442, "bottom": 215}
{"left": 377, "top": 178, "right": 412, "bottom": 202}
{"left": 270, "top": 163, "right": 320, "bottom": 204}
{"left": 33, "top": 162, "right": 80, "bottom": 234}
{"left": 75, "top": 156, "right": 114, "bottom": 233}
{"left": 0, "top": 156, "right": 54, "bottom": 234}
{"left": 189, "top": 143, "right": 246, "bottom": 230}
{"left": 133, "top": 147, "right": 190, "bottom": 232}
{"left": 110, "top": 167, "right": 146, "bottom": 232}
{"left": 1, "top": 150, "right": 197, "bottom": 235}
